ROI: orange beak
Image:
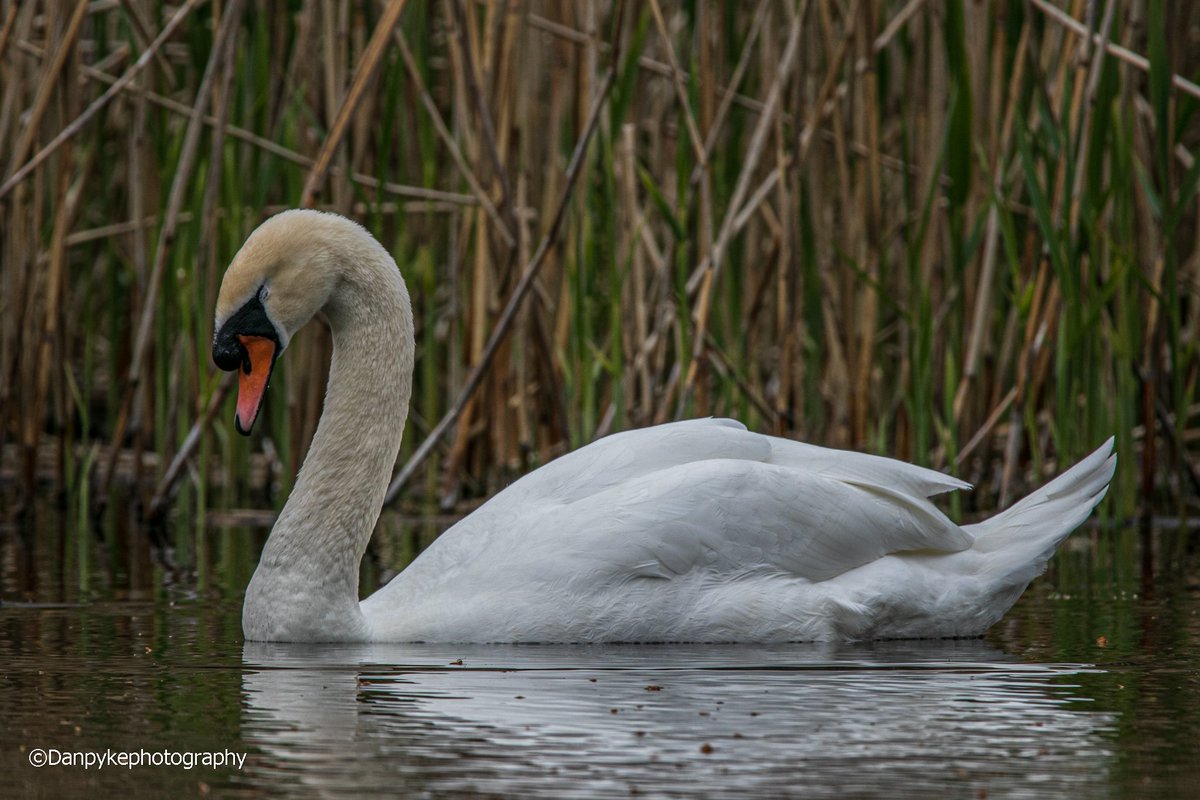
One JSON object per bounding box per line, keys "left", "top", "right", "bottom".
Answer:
{"left": 235, "top": 334, "right": 277, "bottom": 435}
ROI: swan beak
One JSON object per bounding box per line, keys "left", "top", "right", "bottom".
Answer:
{"left": 234, "top": 334, "right": 277, "bottom": 435}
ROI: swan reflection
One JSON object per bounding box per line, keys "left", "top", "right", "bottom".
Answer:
{"left": 241, "top": 640, "right": 1115, "bottom": 797}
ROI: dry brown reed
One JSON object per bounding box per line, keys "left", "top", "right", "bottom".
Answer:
{"left": 1, "top": 0, "right": 1198, "bottom": 525}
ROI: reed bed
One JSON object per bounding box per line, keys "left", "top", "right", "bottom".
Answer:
{"left": 1, "top": 0, "right": 1198, "bottom": 527}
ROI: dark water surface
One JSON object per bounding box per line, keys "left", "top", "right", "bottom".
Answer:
{"left": 1, "top": 506, "right": 1198, "bottom": 798}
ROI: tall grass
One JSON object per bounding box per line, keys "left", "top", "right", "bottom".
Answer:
{"left": 1, "top": 0, "right": 1198, "bottom": 525}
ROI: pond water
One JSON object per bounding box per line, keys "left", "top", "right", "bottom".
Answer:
{"left": 1, "top": 505, "right": 1198, "bottom": 798}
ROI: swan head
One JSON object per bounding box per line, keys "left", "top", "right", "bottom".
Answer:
{"left": 212, "top": 209, "right": 360, "bottom": 434}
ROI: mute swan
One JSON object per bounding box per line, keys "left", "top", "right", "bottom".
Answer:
{"left": 213, "top": 210, "right": 1116, "bottom": 643}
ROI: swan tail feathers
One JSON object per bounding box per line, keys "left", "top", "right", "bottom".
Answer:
{"left": 965, "top": 437, "right": 1116, "bottom": 586}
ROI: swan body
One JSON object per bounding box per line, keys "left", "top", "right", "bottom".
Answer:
{"left": 213, "top": 210, "right": 1116, "bottom": 643}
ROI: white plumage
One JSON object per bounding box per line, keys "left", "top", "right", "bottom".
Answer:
{"left": 214, "top": 210, "right": 1116, "bottom": 643}
{"left": 364, "top": 419, "right": 1114, "bottom": 641}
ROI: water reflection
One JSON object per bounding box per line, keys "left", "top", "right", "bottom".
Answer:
{"left": 241, "top": 640, "right": 1117, "bottom": 798}
{"left": 4, "top": 505, "right": 1198, "bottom": 798}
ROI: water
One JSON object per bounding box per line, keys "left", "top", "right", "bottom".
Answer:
{"left": 2, "top": 507, "right": 1198, "bottom": 798}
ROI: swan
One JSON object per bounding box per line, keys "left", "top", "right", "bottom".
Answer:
{"left": 212, "top": 209, "right": 1116, "bottom": 643}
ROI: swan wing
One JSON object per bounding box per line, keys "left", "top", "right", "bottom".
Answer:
{"left": 497, "top": 418, "right": 768, "bottom": 504}
{"left": 500, "top": 417, "right": 969, "bottom": 505}
{"left": 395, "top": 419, "right": 972, "bottom": 587}
{"left": 527, "top": 457, "right": 971, "bottom": 585}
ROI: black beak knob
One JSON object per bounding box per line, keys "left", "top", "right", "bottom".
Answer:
{"left": 213, "top": 288, "right": 277, "bottom": 373}
{"left": 213, "top": 329, "right": 247, "bottom": 373}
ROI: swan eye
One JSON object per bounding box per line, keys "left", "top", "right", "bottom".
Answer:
{"left": 258, "top": 284, "right": 269, "bottom": 302}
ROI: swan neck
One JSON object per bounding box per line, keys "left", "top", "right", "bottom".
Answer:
{"left": 243, "top": 245, "right": 413, "bottom": 642}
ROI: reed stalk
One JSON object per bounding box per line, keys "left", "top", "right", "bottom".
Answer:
{"left": 1, "top": 0, "right": 1197, "bottom": 529}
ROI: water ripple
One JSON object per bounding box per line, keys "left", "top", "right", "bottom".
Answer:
{"left": 240, "top": 640, "right": 1117, "bottom": 799}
